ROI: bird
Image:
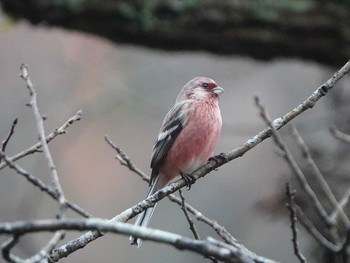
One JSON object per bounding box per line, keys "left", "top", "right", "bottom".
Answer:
{"left": 130, "top": 77, "right": 224, "bottom": 247}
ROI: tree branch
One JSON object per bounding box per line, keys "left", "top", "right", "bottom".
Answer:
{"left": 0, "top": 110, "right": 82, "bottom": 171}
{"left": 0, "top": 218, "right": 278, "bottom": 263}
{"left": 20, "top": 64, "right": 67, "bottom": 218}
{"left": 0, "top": 151, "right": 91, "bottom": 218}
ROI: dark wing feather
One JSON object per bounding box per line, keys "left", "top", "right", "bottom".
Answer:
{"left": 149, "top": 101, "right": 189, "bottom": 185}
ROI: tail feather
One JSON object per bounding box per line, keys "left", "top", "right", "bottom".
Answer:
{"left": 129, "top": 176, "right": 161, "bottom": 247}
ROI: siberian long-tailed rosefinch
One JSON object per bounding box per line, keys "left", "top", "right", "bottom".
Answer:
{"left": 130, "top": 77, "right": 224, "bottom": 247}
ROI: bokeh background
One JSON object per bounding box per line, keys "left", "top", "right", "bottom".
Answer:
{"left": 0, "top": 3, "right": 349, "bottom": 263}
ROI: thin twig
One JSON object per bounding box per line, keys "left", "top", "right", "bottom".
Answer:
{"left": 286, "top": 184, "right": 308, "bottom": 263}
{"left": 20, "top": 64, "right": 67, "bottom": 218}
{"left": 330, "top": 127, "right": 350, "bottom": 143}
{"left": 0, "top": 118, "right": 18, "bottom": 164}
{"left": 104, "top": 135, "right": 149, "bottom": 183}
{"left": 290, "top": 125, "right": 349, "bottom": 226}
{"left": 168, "top": 194, "right": 238, "bottom": 245}
{"left": 0, "top": 151, "right": 91, "bottom": 218}
{"left": 179, "top": 189, "right": 201, "bottom": 240}
{"left": 296, "top": 206, "right": 340, "bottom": 252}
{"left": 0, "top": 110, "right": 82, "bottom": 171}
{"left": 178, "top": 190, "right": 220, "bottom": 263}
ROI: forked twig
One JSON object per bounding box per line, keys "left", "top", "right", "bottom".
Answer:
{"left": 0, "top": 111, "right": 82, "bottom": 171}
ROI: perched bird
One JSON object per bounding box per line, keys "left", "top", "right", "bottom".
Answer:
{"left": 130, "top": 77, "right": 224, "bottom": 247}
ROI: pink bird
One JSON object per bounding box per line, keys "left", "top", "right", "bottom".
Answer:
{"left": 130, "top": 77, "right": 224, "bottom": 247}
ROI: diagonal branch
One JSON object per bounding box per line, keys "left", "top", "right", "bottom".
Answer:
{"left": 330, "top": 127, "right": 350, "bottom": 144}
{"left": 0, "top": 151, "right": 91, "bottom": 218}
{"left": 0, "top": 110, "right": 82, "bottom": 171}
{"left": 296, "top": 206, "right": 340, "bottom": 252}
{"left": 178, "top": 189, "right": 201, "bottom": 240}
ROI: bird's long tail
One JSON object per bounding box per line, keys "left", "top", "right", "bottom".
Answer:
{"left": 129, "top": 176, "right": 163, "bottom": 247}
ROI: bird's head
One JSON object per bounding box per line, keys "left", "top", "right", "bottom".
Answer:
{"left": 177, "top": 77, "right": 224, "bottom": 102}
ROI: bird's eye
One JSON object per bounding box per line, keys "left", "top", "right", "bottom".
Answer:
{"left": 201, "top": 83, "right": 209, "bottom": 88}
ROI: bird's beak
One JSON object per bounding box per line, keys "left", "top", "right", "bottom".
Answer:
{"left": 213, "top": 86, "right": 224, "bottom": 95}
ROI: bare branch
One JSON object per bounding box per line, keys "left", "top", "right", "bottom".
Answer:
{"left": 179, "top": 190, "right": 201, "bottom": 240}
{"left": 20, "top": 64, "right": 67, "bottom": 218}
{"left": 0, "top": 110, "right": 82, "bottom": 171}
{"left": 0, "top": 218, "right": 278, "bottom": 263}
{"left": 104, "top": 135, "right": 149, "bottom": 182}
{"left": 286, "top": 184, "right": 308, "bottom": 263}
{"left": 0, "top": 151, "right": 91, "bottom": 218}
{"left": 290, "top": 125, "right": 349, "bottom": 226}
{"left": 330, "top": 127, "right": 350, "bottom": 144}
{"left": 0, "top": 118, "right": 18, "bottom": 164}
{"left": 296, "top": 206, "right": 340, "bottom": 252}
{"left": 226, "top": 60, "right": 350, "bottom": 167}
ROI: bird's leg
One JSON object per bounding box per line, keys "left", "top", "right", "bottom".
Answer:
{"left": 180, "top": 171, "right": 196, "bottom": 190}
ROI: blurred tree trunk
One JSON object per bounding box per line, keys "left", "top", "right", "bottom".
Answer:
{"left": 1, "top": 0, "right": 349, "bottom": 67}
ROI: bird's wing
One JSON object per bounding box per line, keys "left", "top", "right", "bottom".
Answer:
{"left": 150, "top": 101, "right": 191, "bottom": 185}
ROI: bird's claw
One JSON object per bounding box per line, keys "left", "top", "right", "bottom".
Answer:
{"left": 180, "top": 171, "right": 196, "bottom": 190}
{"left": 208, "top": 152, "right": 228, "bottom": 165}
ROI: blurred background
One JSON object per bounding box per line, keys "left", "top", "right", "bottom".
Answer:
{"left": 0, "top": 1, "right": 350, "bottom": 262}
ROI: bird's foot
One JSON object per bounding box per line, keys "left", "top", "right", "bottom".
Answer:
{"left": 180, "top": 171, "right": 196, "bottom": 190}
{"left": 208, "top": 153, "right": 228, "bottom": 166}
